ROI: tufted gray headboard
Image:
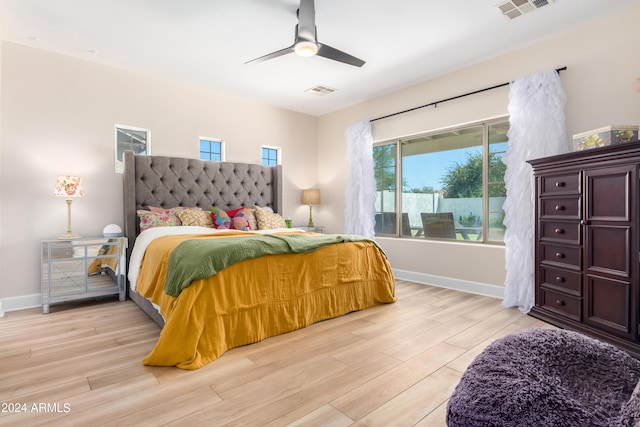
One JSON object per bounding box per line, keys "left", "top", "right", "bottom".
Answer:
{"left": 123, "top": 150, "right": 283, "bottom": 262}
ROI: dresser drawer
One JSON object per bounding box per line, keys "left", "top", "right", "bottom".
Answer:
{"left": 540, "top": 221, "right": 581, "bottom": 244}
{"left": 540, "top": 243, "right": 581, "bottom": 268}
{"left": 539, "top": 288, "right": 581, "bottom": 321}
{"left": 540, "top": 172, "right": 581, "bottom": 196}
{"left": 540, "top": 266, "right": 582, "bottom": 296}
{"left": 540, "top": 196, "right": 580, "bottom": 219}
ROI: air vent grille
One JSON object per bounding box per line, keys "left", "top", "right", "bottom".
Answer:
{"left": 305, "top": 85, "right": 337, "bottom": 96}
{"left": 496, "top": 0, "right": 553, "bottom": 20}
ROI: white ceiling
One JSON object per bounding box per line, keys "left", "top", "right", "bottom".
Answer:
{"left": 0, "top": 0, "right": 636, "bottom": 116}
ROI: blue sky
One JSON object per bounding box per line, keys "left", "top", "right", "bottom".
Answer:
{"left": 402, "top": 148, "right": 478, "bottom": 190}
{"left": 402, "top": 142, "right": 508, "bottom": 190}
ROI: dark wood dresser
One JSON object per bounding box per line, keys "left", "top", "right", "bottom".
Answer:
{"left": 528, "top": 143, "right": 640, "bottom": 357}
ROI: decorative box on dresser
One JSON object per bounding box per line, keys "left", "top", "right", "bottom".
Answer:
{"left": 528, "top": 143, "right": 640, "bottom": 357}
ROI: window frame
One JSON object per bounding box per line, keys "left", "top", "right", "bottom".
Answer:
{"left": 199, "top": 137, "right": 225, "bottom": 162}
{"left": 115, "top": 125, "right": 150, "bottom": 173}
{"left": 373, "top": 116, "right": 508, "bottom": 245}
{"left": 261, "top": 145, "right": 281, "bottom": 166}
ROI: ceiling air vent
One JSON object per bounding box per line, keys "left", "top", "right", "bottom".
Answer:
{"left": 497, "top": 0, "right": 554, "bottom": 20}
{"left": 305, "top": 85, "right": 337, "bottom": 96}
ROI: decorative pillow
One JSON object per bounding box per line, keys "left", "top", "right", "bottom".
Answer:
{"left": 241, "top": 208, "right": 258, "bottom": 230}
{"left": 148, "top": 205, "right": 168, "bottom": 213}
{"left": 137, "top": 209, "right": 181, "bottom": 231}
{"left": 210, "top": 207, "right": 232, "bottom": 229}
{"left": 147, "top": 206, "right": 203, "bottom": 216}
{"left": 225, "top": 207, "right": 244, "bottom": 218}
{"left": 175, "top": 209, "right": 214, "bottom": 228}
{"left": 254, "top": 205, "right": 287, "bottom": 229}
{"left": 231, "top": 209, "right": 252, "bottom": 231}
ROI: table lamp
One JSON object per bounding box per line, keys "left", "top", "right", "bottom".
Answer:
{"left": 55, "top": 175, "right": 84, "bottom": 239}
{"left": 301, "top": 189, "right": 320, "bottom": 227}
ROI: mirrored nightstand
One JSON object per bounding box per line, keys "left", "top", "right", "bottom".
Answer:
{"left": 294, "top": 226, "right": 325, "bottom": 233}
{"left": 41, "top": 237, "right": 127, "bottom": 314}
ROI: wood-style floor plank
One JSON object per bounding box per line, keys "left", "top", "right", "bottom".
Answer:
{"left": 0, "top": 281, "right": 553, "bottom": 426}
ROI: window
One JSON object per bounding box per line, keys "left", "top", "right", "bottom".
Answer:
{"left": 199, "top": 137, "right": 224, "bottom": 161}
{"left": 115, "top": 125, "right": 150, "bottom": 173}
{"left": 262, "top": 146, "right": 281, "bottom": 166}
{"left": 373, "top": 118, "right": 508, "bottom": 243}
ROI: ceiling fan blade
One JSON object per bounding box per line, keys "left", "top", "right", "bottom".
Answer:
{"left": 317, "top": 43, "right": 365, "bottom": 67}
{"left": 297, "top": 0, "right": 317, "bottom": 42}
{"left": 245, "top": 45, "right": 295, "bottom": 65}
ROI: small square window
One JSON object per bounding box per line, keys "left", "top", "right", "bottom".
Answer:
{"left": 200, "top": 137, "right": 224, "bottom": 161}
{"left": 262, "top": 146, "right": 280, "bottom": 166}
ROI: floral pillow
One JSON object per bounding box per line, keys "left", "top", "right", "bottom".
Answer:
{"left": 231, "top": 209, "right": 252, "bottom": 231}
{"left": 175, "top": 209, "right": 214, "bottom": 227}
{"left": 137, "top": 210, "right": 181, "bottom": 231}
{"left": 210, "top": 207, "right": 232, "bottom": 229}
{"left": 254, "top": 205, "right": 287, "bottom": 229}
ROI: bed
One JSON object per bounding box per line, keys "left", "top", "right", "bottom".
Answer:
{"left": 123, "top": 151, "right": 396, "bottom": 369}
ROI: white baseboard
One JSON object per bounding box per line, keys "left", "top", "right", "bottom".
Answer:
{"left": 0, "top": 293, "right": 41, "bottom": 314}
{"left": 393, "top": 269, "right": 505, "bottom": 299}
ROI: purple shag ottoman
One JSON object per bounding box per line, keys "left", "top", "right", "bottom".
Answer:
{"left": 446, "top": 328, "right": 640, "bottom": 426}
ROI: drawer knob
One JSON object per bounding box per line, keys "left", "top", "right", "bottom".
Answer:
{"left": 555, "top": 252, "right": 564, "bottom": 258}
{"left": 555, "top": 205, "right": 564, "bottom": 211}
{"left": 554, "top": 228, "right": 564, "bottom": 234}
{"left": 555, "top": 276, "right": 565, "bottom": 283}
{"left": 555, "top": 181, "right": 565, "bottom": 188}
{"left": 556, "top": 299, "right": 566, "bottom": 306}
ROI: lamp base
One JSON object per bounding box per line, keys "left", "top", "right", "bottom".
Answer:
{"left": 58, "top": 231, "right": 82, "bottom": 240}
{"left": 307, "top": 205, "right": 315, "bottom": 228}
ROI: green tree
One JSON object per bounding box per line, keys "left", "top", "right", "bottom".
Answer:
{"left": 407, "top": 185, "right": 436, "bottom": 194}
{"left": 373, "top": 145, "right": 396, "bottom": 191}
{"left": 440, "top": 151, "right": 506, "bottom": 198}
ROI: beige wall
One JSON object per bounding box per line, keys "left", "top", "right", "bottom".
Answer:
{"left": 317, "top": 5, "right": 640, "bottom": 292}
{"left": 0, "top": 42, "right": 318, "bottom": 307}
{"left": 2, "top": 5, "right": 640, "bottom": 309}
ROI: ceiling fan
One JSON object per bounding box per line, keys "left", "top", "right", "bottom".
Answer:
{"left": 246, "top": 0, "right": 365, "bottom": 67}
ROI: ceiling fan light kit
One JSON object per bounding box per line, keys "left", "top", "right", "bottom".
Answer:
{"left": 294, "top": 41, "right": 318, "bottom": 57}
{"left": 246, "top": 0, "right": 365, "bottom": 67}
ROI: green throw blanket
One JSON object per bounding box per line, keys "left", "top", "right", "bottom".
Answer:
{"left": 165, "top": 233, "right": 381, "bottom": 297}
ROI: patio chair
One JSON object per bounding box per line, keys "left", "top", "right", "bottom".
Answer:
{"left": 421, "top": 212, "right": 456, "bottom": 239}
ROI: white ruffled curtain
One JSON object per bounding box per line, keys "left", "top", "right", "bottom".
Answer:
{"left": 344, "top": 120, "right": 376, "bottom": 238}
{"left": 502, "top": 69, "right": 568, "bottom": 312}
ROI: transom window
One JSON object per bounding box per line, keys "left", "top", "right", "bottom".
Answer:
{"left": 373, "top": 118, "right": 508, "bottom": 243}
{"left": 115, "top": 125, "right": 150, "bottom": 173}
{"left": 199, "top": 137, "right": 224, "bottom": 161}
{"left": 262, "top": 146, "right": 281, "bottom": 166}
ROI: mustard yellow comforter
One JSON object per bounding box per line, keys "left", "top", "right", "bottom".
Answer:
{"left": 136, "top": 232, "right": 396, "bottom": 369}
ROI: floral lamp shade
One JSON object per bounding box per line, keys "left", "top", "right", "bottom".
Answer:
{"left": 55, "top": 175, "right": 83, "bottom": 239}
{"left": 55, "top": 175, "right": 84, "bottom": 199}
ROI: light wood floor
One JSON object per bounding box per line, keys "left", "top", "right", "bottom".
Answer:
{"left": 0, "top": 280, "right": 552, "bottom": 426}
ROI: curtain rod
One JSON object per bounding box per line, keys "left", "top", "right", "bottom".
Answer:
{"left": 370, "top": 66, "right": 567, "bottom": 123}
